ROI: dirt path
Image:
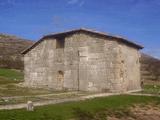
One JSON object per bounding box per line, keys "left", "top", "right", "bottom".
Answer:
{"left": 127, "top": 93, "right": 160, "bottom": 97}
{"left": 0, "top": 92, "right": 159, "bottom": 110}
{"left": 0, "top": 93, "right": 121, "bottom": 110}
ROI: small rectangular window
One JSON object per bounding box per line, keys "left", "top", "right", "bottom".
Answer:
{"left": 56, "top": 38, "right": 65, "bottom": 49}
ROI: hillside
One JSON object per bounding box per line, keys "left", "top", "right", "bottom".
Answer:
{"left": 140, "top": 53, "right": 160, "bottom": 81}
{"left": 0, "top": 33, "right": 34, "bottom": 69}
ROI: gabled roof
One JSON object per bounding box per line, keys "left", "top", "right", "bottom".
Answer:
{"left": 21, "top": 28, "right": 143, "bottom": 54}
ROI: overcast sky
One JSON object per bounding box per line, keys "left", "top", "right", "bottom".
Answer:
{"left": 0, "top": 0, "right": 160, "bottom": 58}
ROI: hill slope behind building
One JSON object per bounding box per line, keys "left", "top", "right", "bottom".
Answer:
{"left": 0, "top": 33, "right": 34, "bottom": 69}
{"left": 140, "top": 53, "right": 160, "bottom": 82}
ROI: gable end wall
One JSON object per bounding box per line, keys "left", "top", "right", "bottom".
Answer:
{"left": 23, "top": 32, "right": 141, "bottom": 92}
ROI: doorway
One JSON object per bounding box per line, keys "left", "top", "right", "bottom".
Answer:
{"left": 56, "top": 71, "right": 64, "bottom": 89}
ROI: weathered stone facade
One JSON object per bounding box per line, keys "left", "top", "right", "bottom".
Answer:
{"left": 23, "top": 29, "right": 143, "bottom": 92}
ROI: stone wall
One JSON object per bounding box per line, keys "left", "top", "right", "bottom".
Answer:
{"left": 64, "top": 33, "right": 120, "bottom": 92}
{"left": 24, "top": 32, "right": 141, "bottom": 92}
{"left": 24, "top": 39, "right": 65, "bottom": 89}
{"left": 117, "top": 43, "right": 141, "bottom": 91}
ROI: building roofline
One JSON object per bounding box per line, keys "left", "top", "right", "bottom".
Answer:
{"left": 21, "top": 28, "right": 144, "bottom": 54}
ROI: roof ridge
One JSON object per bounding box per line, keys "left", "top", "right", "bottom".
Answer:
{"left": 22, "top": 28, "right": 143, "bottom": 54}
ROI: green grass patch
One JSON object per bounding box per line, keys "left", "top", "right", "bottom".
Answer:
{"left": 0, "top": 95, "right": 160, "bottom": 120}
{"left": 0, "top": 84, "right": 54, "bottom": 97}
{"left": 0, "top": 68, "right": 23, "bottom": 81}
{"left": 0, "top": 68, "right": 54, "bottom": 97}
{"left": 141, "top": 85, "right": 160, "bottom": 94}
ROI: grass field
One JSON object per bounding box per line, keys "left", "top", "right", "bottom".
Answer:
{"left": 0, "top": 68, "right": 23, "bottom": 84}
{"left": 0, "top": 68, "right": 54, "bottom": 97}
{"left": 0, "top": 68, "right": 160, "bottom": 119}
{"left": 0, "top": 95, "right": 160, "bottom": 120}
{"left": 140, "top": 84, "right": 160, "bottom": 94}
